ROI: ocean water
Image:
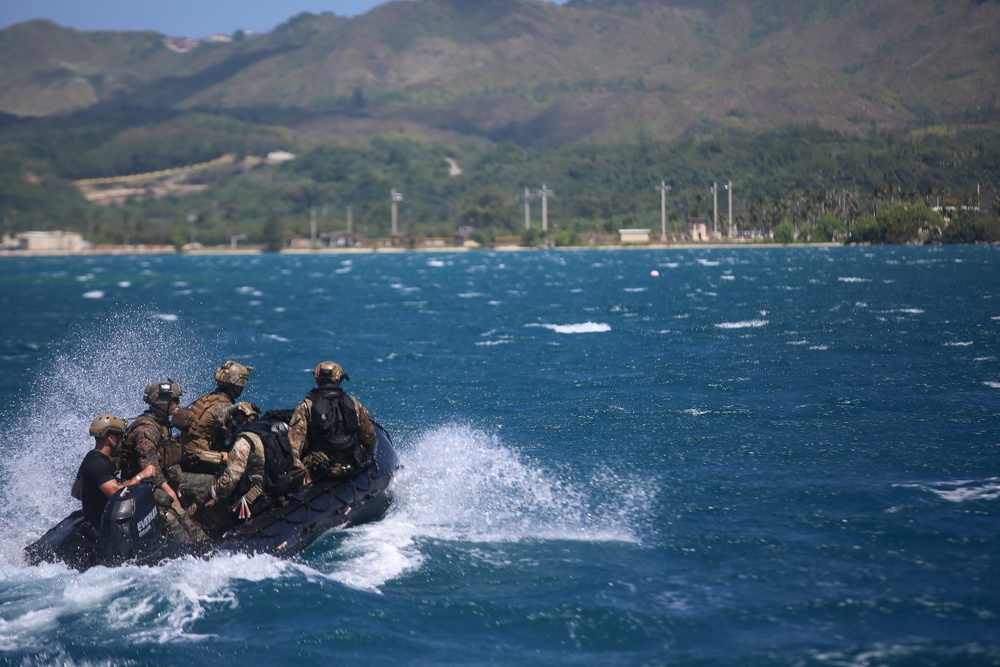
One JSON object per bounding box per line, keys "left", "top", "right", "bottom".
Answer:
{"left": 0, "top": 245, "right": 997, "bottom": 666}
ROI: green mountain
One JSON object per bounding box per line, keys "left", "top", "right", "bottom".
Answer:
{"left": 3, "top": 0, "right": 998, "bottom": 144}
{"left": 0, "top": 0, "right": 998, "bottom": 243}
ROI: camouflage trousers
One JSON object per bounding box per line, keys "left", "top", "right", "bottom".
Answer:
{"left": 153, "top": 488, "right": 209, "bottom": 543}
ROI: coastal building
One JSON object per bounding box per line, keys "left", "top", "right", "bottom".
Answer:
{"left": 619, "top": 229, "right": 651, "bottom": 245}
{"left": 12, "top": 231, "right": 86, "bottom": 253}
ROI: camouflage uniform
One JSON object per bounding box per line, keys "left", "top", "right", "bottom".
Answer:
{"left": 121, "top": 410, "right": 179, "bottom": 489}
{"left": 121, "top": 410, "right": 206, "bottom": 543}
{"left": 176, "top": 390, "right": 234, "bottom": 471}
{"left": 288, "top": 394, "right": 376, "bottom": 479}
{"left": 192, "top": 432, "right": 266, "bottom": 535}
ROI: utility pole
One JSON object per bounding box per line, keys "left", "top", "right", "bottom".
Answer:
{"left": 728, "top": 181, "right": 733, "bottom": 239}
{"left": 310, "top": 206, "right": 317, "bottom": 247}
{"left": 390, "top": 189, "right": 403, "bottom": 240}
{"left": 657, "top": 181, "right": 672, "bottom": 243}
{"left": 712, "top": 181, "right": 718, "bottom": 237}
{"left": 524, "top": 188, "right": 532, "bottom": 230}
{"left": 538, "top": 184, "right": 552, "bottom": 232}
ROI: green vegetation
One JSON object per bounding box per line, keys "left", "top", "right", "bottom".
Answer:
{"left": 2, "top": 115, "right": 999, "bottom": 247}
{"left": 1, "top": 1, "right": 999, "bottom": 247}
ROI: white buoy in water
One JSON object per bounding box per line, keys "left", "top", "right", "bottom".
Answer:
{"left": 650, "top": 270, "right": 660, "bottom": 277}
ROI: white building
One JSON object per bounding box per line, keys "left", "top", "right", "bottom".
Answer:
{"left": 14, "top": 231, "right": 86, "bottom": 253}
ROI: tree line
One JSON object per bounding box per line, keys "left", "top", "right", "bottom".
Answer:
{"left": 2, "top": 113, "right": 999, "bottom": 247}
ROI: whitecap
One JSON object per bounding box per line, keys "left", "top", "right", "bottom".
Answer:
{"left": 983, "top": 381, "right": 1000, "bottom": 388}
{"left": 897, "top": 478, "right": 1000, "bottom": 503}
{"left": 697, "top": 259, "right": 720, "bottom": 267}
{"left": 944, "top": 341, "right": 973, "bottom": 347}
{"left": 720, "top": 275, "right": 736, "bottom": 281}
{"left": 263, "top": 334, "right": 290, "bottom": 343}
{"left": 117, "top": 281, "right": 131, "bottom": 288}
{"left": 153, "top": 313, "right": 178, "bottom": 322}
{"left": 427, "top": 259, "right": 447, "bottom": 267}
{"left": 838, "top": 277, "right": 870, "bottom": 283}
{"left": 81, "top": 291, "right": 104, "bottom": 299}
{"left": 714, "top": 320, "right": 768, "bottom": 329}
{"left": 624, "top": 287, "right": 647, "bottom": 293}
{"left": 526, "top": 322, "right": 611, "bottom": 334}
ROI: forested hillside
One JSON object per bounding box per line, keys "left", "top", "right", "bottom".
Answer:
{"left": 1, "top": 0, "right": 998, "bottom": 245}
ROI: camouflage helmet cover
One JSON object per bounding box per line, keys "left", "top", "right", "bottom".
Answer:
{"left": 229, "top": 401, "right": 261, "bottom": 422}
{"left": 214, "top": 360, "right": 254, "bottom": 388}
{"left": 143, "top": 379, "right": 183, "bottom": 405}
{"left": 89, "top": 413, "right": 126, "bottom": 439}
{"left": 314, "top": 361, "right": 349, "bottom": 385}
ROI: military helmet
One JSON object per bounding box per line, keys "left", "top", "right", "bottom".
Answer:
{"left": 229, "top": 401, "right": 261, "bottom": 422}
{"left": 143, "top": 379, "right": 183, "bottom": 405}
{"left": 314, "top": 361, "right": 349, "bottom": 385}
{"left": 89, "top": 413, "right": 126, "bottom": 439}
{"left": 214, "top": 360, "right": 254, "bottom": 388}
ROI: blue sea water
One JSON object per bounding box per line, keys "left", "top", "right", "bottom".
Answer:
{"left": 0, "top": 245, "right": 998, "bottom": 666}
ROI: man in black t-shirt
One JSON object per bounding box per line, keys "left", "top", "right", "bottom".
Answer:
{"left": 74, "top": 414, "right": 155, "bottom": 528}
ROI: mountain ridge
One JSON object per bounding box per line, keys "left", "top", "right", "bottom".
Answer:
{"left": 1, "top": 0, "right": 997, "bottom": 146}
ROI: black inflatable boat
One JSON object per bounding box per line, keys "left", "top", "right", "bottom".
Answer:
{"left": 25, "top": 423, "right": 399, "bottom": 571}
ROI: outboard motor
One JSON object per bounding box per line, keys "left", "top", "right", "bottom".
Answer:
{"left": 98, "top": 484, "right": 162, "bottom": 566}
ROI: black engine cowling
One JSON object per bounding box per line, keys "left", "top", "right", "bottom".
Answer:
{"left": 98, "top": 484, "right": 163, "bottom": 566}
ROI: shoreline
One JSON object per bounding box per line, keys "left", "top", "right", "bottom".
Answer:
{"left": 0, "top": 241, "right": 844, "bottom": 258}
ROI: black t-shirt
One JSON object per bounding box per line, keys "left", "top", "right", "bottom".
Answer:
{"left": 78, "top": 449, "right": 117, "bottom": 527}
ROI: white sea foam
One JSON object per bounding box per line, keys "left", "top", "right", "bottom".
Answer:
{"left": 838, "top": 277, "right": 870, "bottom": 283}
{"left": 295, "top": 423, "right": 650, "bottom": 593}
{"left": 983, "top": 381, "right": 1000, "bottom": 389}
{"left": 0, "top": 310, "right": 212, "bottom": 566}
{"left": 697, "top": 259, "right": 720, "bottom": 267}
{"left": 897, "top": 478, "right": 1000, "bottom": 503}
{"left": 944, "top": 341, "right": 973, "bottom": 347}
{"left": 526, "top": 322, "right": 611, "bottom": 334}
{"left": 154, "top": 313, "right": 178, "bottom": 321}
{"left": 624, "top": 287, "right": 647, "bottom": 293}
{"left": 118, "top": 281, "right": 131, "bottom": 288}
{"left": 82, "top": 290, "right": 104, "bottom": 299}
{"left": 714, "top": 320, "right": 768, "bottom": 329}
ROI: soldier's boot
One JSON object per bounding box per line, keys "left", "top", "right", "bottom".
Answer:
{"left": 177, "top": 509, "right": 209, "bottom": 543}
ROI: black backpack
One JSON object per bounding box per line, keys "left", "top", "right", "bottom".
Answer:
{"left": 306, "top": 387, "right": 360, "bottom": 454}
{"left": 237, "top": 419, "right": 295, "bottom": 495}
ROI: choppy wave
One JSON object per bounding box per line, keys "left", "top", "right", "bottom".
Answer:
{"left": 715, "top": 320, "right": 768, "bottom": 329}
{"left": 896, "top": 478, "right": 1000, "bottom": 502}
{"left": 526, "top": 322, "right": 611, "bottom": 334}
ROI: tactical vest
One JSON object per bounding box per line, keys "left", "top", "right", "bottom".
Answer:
{"left": 306, "top": 386, "right": 360, "bottom": 455}
{"left": 121, "top": 411, "right": 181, "bottom": 478}
{"left": 179, "top": 391, "right": 233, "bottom": 454}
{"left": 231, "top": 420, "right": 295, "bottom": 500}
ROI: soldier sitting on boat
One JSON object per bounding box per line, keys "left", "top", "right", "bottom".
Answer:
{"left": 288, "top": 361, "right": 377, "bottom": 483}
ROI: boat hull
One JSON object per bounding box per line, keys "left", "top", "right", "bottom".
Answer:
{"left": 25, "top": 423, "right": 399, "bottom": 569}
